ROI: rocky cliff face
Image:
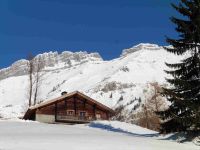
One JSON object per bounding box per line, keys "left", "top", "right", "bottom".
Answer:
{"left": 121, "top": 43, "right": 163, "bottom": 57}
{"left": 0, "top": 51, "right": 102, "bottom": 80}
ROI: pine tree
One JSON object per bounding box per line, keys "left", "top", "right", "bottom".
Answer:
{"left": 158, "top": 0, "right": 200, "bottom": 133}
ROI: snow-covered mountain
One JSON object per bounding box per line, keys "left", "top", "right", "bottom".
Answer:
{"left": 0, "top": 43, "right": 185, "bottom": 118}
{"left": 0, "top": 51, "right": 102, "bottom": 80}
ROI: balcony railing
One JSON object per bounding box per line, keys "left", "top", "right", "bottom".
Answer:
{"left": 56, "top": 115, "right": 93, "bottom": 122}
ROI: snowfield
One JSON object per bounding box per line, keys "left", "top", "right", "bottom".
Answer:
{"left": 0, "top": 120, "right": 198, "bottom": 150}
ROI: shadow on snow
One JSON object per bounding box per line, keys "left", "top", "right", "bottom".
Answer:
{"left": 89, "top": 122, "right": 159, "bottom": 138}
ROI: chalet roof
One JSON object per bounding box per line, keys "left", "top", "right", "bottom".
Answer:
{"left": 23, "top": 91, "right": 114, "bottom": 120}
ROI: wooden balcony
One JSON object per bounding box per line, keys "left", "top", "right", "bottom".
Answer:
{"left": 56, "top": 115, "right": 93, "bottom": 124}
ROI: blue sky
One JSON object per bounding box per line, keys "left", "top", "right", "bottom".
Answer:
{"left": 0, "top": 0, "right": 179, "bottom": 68}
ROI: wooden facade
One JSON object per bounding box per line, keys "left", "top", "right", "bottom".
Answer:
{"left": 23, "top": 91, "right": 114, "bottom": 124}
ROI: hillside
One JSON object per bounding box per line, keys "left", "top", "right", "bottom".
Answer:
{"left": 0, "top": 43, "right": 186, "bottom": 118}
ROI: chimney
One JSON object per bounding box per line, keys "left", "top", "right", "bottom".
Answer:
{"left": 61, "top": 91, "right": 68, "bottom": 96}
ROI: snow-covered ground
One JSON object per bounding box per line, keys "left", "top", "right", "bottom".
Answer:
{"left": 0, "top": 120, "right": 198, "bottom": 150}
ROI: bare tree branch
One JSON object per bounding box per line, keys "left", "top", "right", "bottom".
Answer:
{"left": 27, "top": 53, "right": 34, "bottom": 107}
{"left": 33, "top": 57, "right": 43, "bottom": 105}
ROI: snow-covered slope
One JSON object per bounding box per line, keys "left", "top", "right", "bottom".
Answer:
{"left": 0, "top": 43, "right": 186, "bottom": 118}
{"left": 0, "top": 120, "right": 197, "bottom": 150}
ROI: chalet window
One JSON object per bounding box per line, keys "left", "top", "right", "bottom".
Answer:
{"left": 67, "top": 110, "right": 74, "bottom": 116}
{"left": 96, "top": 114, "right": 101, "bottom": 120}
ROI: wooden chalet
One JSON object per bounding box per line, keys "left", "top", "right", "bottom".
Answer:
{"left": 23, "top": 91, "right": 114, "bottom": 124}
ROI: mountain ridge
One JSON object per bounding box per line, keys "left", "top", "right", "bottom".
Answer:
{"left": 0, "top": 51, "right": 102, "bottom": 80}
